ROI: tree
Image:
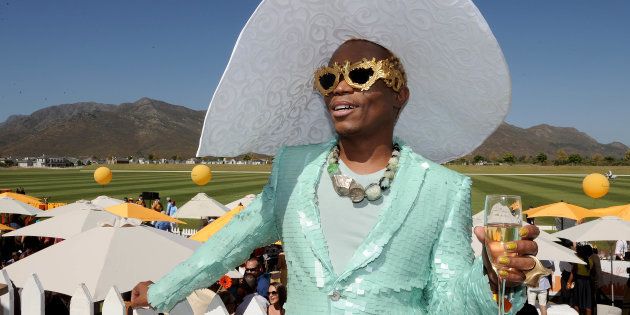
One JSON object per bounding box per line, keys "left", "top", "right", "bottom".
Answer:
{"left": 535, "top": 152, "right": 548, "bottom": 164}
{"left": 625, "top": 150, "right": 630, "bottom": 162}
{"left": 591, "top": 153, "right": 604, "bottom": 165}
{"left": 473, "top": 155, "right": 486, "bottom": 164}
{"left": 148, "top": 153, "right": 155, "bottom": 161}
{"left": 567, "top": 154, "right": 583, "bottom": 165}
{"left": 502, "top": 152, "right": 516, "bottom": 164}
{"left": 604, "top": 156, "right": 616, "bottom": 165}
{"left": 554, "top": 149, "right": 568, "bottom": 165}
{"left": 243, "top": 153, "right": 253, "bottom": 161}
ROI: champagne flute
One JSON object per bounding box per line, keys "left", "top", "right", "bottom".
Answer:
{"left": 484, "top": 195, "right": 522, "bottom": 315}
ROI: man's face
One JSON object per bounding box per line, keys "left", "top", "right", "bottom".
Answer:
{"left": 323, "top": 40, "right": 408, "bottom": 138}
{"left": 245, "top": 260, "right": 260, "bottom": 277}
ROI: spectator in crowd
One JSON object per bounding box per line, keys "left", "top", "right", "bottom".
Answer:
{"left": 245, "top": 257, "right": 270, "bottom": 299}
{"left": 559, "top": 260, "right": 573, "bottom": 303}
{"left": 590, "top": 247, "right": 604, "bottom": 305}
{"left": 137, "top": 195, "right": 146, "bottom": 207}
{"left": 267, "top": 282, "right": 286, "bottom": 315}
{"left": 166, "top": 197, "right": 173, "bottom": 214}
{"left": 168, "top": 200, "right": 178, "bottom": 230}
{"left": 526, "top": 260, "right": 553, "bottom": 315}
{"left": 218, "top": 291, "right": 237, "bottom": 314}
{"left": 569, "top": 244, "right": 594, "bottom": 315}
{"left": 615, "top": 240, "right": 628, "bottom": 260}
{"left": 236, "top": 273, "right": 268, "bottom": 315}
{"left": 151, "top": 198, "right": 163, "bottom": 212}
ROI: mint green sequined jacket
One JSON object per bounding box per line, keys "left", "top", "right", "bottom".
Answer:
{"left": 148, "top": 140, "right": 524, "bottom": 314}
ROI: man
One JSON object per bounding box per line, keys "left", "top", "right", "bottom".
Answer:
{"left": 131, "top": 1, "right": 542, "bottom": 313}
{"left": 235, "top": 274, "right": 269, "bottom": 315}
{"left": 615, "top": 240, "right": 627, "bottom": 260}
{"left": 244, "top": 257, "right": 271, "bottom": 299}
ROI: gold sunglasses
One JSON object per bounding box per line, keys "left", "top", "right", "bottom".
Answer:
{"left": 313, "top": 57, "right": 406, "bottom": 96}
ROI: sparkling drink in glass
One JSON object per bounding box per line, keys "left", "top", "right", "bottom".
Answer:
{"left": 483, "top": 195, "right": 522, "bottom": 315}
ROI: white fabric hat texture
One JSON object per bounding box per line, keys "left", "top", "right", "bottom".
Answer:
{"left": 197, "top": 0, "right": 510, "bottom": 163}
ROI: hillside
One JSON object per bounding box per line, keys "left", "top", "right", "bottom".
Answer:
{"left": 471, "top": 122, "right": 629, "bottom": 159}
{"left": 0, "top": 98, "right": 204, "bottom": 158}
{"left": 1, "top": 100, "right": 627, "bottom": 160}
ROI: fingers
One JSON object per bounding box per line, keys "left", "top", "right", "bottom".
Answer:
{"left": 473, "top": 226, "right": 485, "bottom": 242}
{"left": 519, "top": 225, "right": 539, "bottom": 240}
{"left": 129, "top": 281, "right": 153, "bottom": 308}
{"left": 487, "top": 239, "right": 538, "bottom": 257}
{"left": 496, "top": 268, "right": 526, "bottom": 286}
{"left": 494, "top": 256, "right": 536, "bottom": 271}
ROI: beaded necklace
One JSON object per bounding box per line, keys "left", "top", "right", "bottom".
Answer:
{"left": 326, "top": 143, "right": 400, "bottom": 203}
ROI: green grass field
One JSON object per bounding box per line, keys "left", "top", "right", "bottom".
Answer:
{"left": 1, "top": 165, "right": 629, "bottom": 228}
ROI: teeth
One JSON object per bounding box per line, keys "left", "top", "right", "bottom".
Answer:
{"left": 334, "top": 105, "right": 356, "bottom": 111}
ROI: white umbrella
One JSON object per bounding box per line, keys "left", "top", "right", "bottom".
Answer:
{"left": 1, "top": 225, "right": 200, "bottom": 301}
{"left": 471, "top": 230, "right": 584, "bottom": 264}
{"left": 553, "top": 216, "right": 630, "bottom": 302}
{"left": 37, "top": 200, "right": 104, "bottom": 218}
{"left": 174, "top": 193, "right": 229, "bottom": 219}
{"left": 0, "top": 197, "right": 43, "bottom": 216}
{"left": 3, "top": 209, "right": 118, "bottom": 239}
{"left": 553, "top": 216, "right": 630, "bottom": 241}
{"left": 90, "top": 196, "right": 124, "bottom": 208}
{"left": 224, "top": 194, "right": 256, "bottom": 210}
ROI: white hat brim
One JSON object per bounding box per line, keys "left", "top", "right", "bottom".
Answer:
{"left": 197, "top": 0, "right": 510, "bottom": 163}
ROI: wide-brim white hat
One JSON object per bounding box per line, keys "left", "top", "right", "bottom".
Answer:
{"left": 197, "top": 0, "right": 510, "bottom": 163}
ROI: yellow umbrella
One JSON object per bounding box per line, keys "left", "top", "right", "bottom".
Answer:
{"left": 105, "top": 203, "right": 185, "bottom": 224}
{"left": 0, "top": 223, "right": 15, "bottom": 231}
{"left": 588, "top": 204, "right": 630, "bottom": 221}
{"left": 189, "top": 205, "right": 244, "bottom": 242}
{"left": 523, "top": 201, "right": 592, "bottom": 221}
{"left": 0, "top": 192, "right": 41, "bottom": 207}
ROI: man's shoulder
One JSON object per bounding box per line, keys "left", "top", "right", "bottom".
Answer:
{"left": 407, "top": 150, "right": 469, "bottom": 187}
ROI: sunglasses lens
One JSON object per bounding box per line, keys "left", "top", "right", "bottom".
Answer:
{"left": 319, "top": 72, "right": 336, "bottom": 90}
{"left": 348, "top": 67, "right": 374, "bottom": 84}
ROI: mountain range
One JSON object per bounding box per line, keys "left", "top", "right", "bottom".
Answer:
{"left": 0, "top": 98, "right": 627, "bottom": 159}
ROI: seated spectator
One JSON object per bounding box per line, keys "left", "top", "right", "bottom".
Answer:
{"left": 218, "top": 291, "right": 237, "bottom": 314}
{"left": 245, "top": 257, "right": 270, "bottom": 299}
{"left": 154, "top": 212, "right": 171, "bottom": 232}
{"left": 235, "top": 274, "right": 268, "bottom": 315}
{"left": 136, "top": 195, "right": 146, "bottom": 207}
{"left": 267, "top": 282, "right": 286, "bottom": 315}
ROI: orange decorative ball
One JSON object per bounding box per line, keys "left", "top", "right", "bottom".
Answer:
{"left": 191, "top": 165, "right": 212, "bottom": 186}
{"left": 93, "top": 167, "right": 112, "bottom": 186}
{"left": 582, "top": 173, "right": 609, "bottom": 199}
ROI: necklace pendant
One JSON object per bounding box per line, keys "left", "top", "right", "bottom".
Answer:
{"left": 349, "top": 181, "right": 366, "bottom": 203}
{"left": 365, "top": 183, "right": 382, "bottom": 201}
{"left": 332, "top": 174, "right": 353, "bottom": 196}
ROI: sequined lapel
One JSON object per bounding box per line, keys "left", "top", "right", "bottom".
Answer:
{"left": 294, "top": 140, "right": 337, "bottom": 276}
{"left": 334, "top": 146, "right": 429, "bottom": 282}
{"left": 294, "top": 142, "right": 429, "bottom": 284}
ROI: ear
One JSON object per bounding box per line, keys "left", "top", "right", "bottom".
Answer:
{"left": 393, "top": 86, "right": 409, "bottom": 113}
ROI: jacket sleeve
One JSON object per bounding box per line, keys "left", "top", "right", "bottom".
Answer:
{"left": 423, "top": 176, "right": 525, "bottom": 314}
{"left": 147, "top": 148, "right": 284, "bottom": 312}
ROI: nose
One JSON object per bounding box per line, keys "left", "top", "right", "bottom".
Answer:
{"left": 332, "top": 76, "right": 354, "bottom": 95}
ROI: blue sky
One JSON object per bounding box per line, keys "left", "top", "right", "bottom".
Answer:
{"left": 1, "top": 1, "right": 628, "bottom": 145}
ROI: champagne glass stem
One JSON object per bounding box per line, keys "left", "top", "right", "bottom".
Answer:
{"left": 498, "top": 277, "right": 507, "bottom": 315}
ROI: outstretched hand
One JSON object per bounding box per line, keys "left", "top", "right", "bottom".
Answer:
{"left": 130, "top": 281, "right": 154, "bottom": 308}
{"left": 474, "top": 225, "right": 539, "bottom": 288}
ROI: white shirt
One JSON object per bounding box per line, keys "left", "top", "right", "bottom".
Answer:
{"left": 318, "top": 160, "right": 386, "bottom": 275}
{"left": 615, "top": 240, "right": 627, "bottom": 256}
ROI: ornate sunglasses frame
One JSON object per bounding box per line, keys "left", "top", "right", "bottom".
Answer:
{"left": 313, "top": 57, "right": 406, "bottom": 96}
